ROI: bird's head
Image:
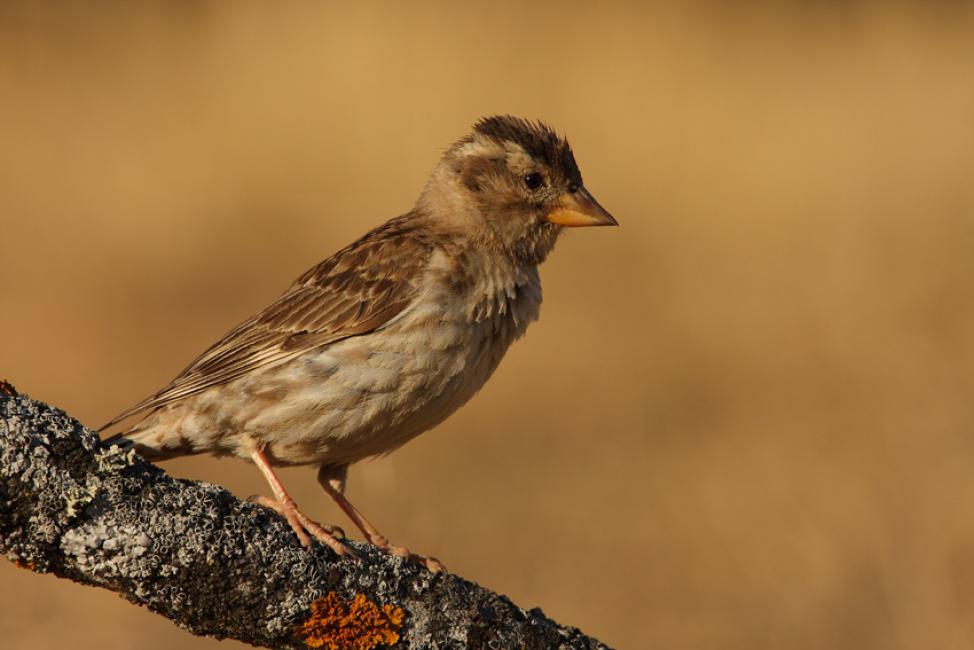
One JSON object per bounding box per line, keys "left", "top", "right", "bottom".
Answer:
{"left": 419, "top": 115, "right": 617, "bottom": 265}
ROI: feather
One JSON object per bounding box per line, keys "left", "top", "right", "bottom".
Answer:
{"left": 101, "top": 213, "right": 435, "bottom": 430}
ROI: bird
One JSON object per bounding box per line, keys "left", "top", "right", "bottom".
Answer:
{"left": 101, "top": 115, "right": 617, "bottom": 572}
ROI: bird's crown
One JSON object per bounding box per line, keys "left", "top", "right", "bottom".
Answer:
{"left": 469, "top": 115, "right": 580, "bottom": 179}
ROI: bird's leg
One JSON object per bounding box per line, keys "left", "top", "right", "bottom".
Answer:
{"left": 250, "top": 448, "right": 354, "bottom": 559}
{"left": 317, "top": 465, "right": 445, "bottom": 573}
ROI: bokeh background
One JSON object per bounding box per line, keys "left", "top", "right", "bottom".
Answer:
{"left": 3, "top": 2, "right": 974, "bottom": 648}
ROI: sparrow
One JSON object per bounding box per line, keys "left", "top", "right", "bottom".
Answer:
{"left": 102, "top": 115, "right": 617, "bottom": 572}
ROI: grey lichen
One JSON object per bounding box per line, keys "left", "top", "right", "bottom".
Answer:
{"left": 0, "top": 387, "right": 611, "bottom": 649}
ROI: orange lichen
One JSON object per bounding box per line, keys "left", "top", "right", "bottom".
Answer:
{"left": 0, "top": 380, "right": 17, "bottom": 397}
{"left": 12, "top": 558, "right": 36, "bottom": 571}
{"left": 296, "top": 592, "right": 405, "bottom": 650}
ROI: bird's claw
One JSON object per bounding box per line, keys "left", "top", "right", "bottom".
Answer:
{"left": 249, "top": 494, "right": 352, "bottom": 557}
{"left": 247, "top": 495, "right": 439, "bottom": 570}
{"left": 368, "top": 536, "right": 446, "bottom": 573}
{"left": 416, "top": 554, "right": 446, "bottom": 574}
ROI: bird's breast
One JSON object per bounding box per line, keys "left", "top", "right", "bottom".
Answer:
{"left": 245, "top": 262, "right": 542, "bottom": 466}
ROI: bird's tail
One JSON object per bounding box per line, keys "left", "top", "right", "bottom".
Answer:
{"left": 103, "top": 431, "right": 134, "bottom": 448}
{"left": 101, "top": 427, "right": 186, "bottom": 462}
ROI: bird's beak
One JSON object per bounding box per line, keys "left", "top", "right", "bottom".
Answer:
{"left": 544, "top": 186, "right": 618, "bottom": 227}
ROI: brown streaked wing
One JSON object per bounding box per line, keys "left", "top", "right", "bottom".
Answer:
{"left": 101, "top": 215, "right": 434, "bottom": 430}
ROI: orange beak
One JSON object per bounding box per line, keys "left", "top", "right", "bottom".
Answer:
{"left": 544, "top": 186, "right": 618, "bottom": 227}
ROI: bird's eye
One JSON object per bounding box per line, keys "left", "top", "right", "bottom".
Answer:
{"left": 523, "top": 172, "right": 544, "bottom": 191}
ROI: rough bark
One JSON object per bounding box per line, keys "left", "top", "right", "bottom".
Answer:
{"left": 0, "top": 381, "right": 610, "bottom": 650}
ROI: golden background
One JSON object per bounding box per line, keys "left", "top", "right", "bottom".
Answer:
{"left": 2, "top": 2, "right": 974, "bottom": 648}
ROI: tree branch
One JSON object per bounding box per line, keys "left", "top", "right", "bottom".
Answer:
{"left": 0, "top": 381, "right": 610, "bottom": 649}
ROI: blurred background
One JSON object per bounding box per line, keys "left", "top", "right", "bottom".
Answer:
{"left": 2, "top": 2, "right": 974, "bottom": 648}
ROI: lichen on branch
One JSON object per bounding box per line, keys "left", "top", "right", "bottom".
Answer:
{"left": 0, "top": 385, "right": 609, "bottom": 649}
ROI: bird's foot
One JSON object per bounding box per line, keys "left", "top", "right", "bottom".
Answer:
{"left": 249, "top": 495, "right": 356, "bottom": 559}
{"left": 412, "top": 553, "right": 447, "bottom": 574}
{"left": 367, "top": 533, "right": 446, "bottom": 573}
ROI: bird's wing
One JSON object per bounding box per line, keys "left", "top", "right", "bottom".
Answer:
{"left": 101, "top": 215, "right": 434, "bottom": 431}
